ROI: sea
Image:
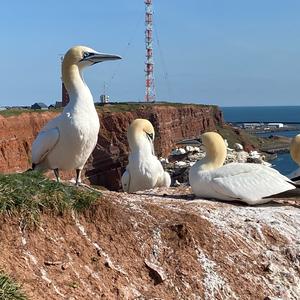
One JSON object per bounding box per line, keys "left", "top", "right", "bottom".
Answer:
{"left": 222, "top": 106, "right": 300, "bottom": 175}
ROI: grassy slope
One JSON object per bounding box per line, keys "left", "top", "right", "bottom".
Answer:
{"left": 0, "top": 172, "right": 100, "bottom": 227}
{"left": 0, "top": 173, "right": 101, "bottom": 300}
{"left": 0, "top": 272, "right": 27, "bottom": 300}
{"left": 217, "top": 125, "right": 263, "bottom": 148}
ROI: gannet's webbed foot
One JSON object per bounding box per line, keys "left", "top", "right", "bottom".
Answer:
{"left": 53, "top": 168, "right": 60, "bottom": 183}
{"left": 75, "top": 169, "right": 82, "bottom": 186}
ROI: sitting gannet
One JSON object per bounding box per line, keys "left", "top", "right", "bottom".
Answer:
{"left": 31, "top": 45, "right": 121, "bottom": 185}
{"left": 121, "top": 119, "right": 171, "bottom": 192}
{"left": 288, "top": 134, "right": 300, "bottom": 181}
{"left": 189, "top": 132, "right": 295, "bottom": 205}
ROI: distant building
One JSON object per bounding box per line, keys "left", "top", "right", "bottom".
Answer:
{"left": 48, "top": 104, "right": 55, "bottom": 109}
{"left": 100, "top": 94, "right": 109, "bottom": 104}
{"left": 31, "top": 102, "right": 48, "bottom": 110}
{"left": 242, "top": 123, "right": 262, "bottom": 129}
{"left": 55, "top": 101, "right": 63, "bottom": 108}
{"left": 0, "top": 107, "right": 7, "bottom": 111}
{"left": 267, "top": 123, "right": 284, "bottom": 128}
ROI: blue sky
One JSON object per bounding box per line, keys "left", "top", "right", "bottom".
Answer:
{"left": 0, "top": 0, "right": 300, "bottom": 107}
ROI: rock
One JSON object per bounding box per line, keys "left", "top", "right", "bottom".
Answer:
{"left": 159, "top": 157, "right": 169, "bottom": 164}
{"left": 236, "top": 151, "right": 249, "bottom": 163}
{"left": 185, "top": 145, "right": 193, "bottom": 152}
{"left": 174, "top": 180, "right": 181, "bottom": 187}
{"left": 175, "top": 161, "right": 187, "bottom": 167}
{"left": 172, "top": 148, "right": 186, "bottom": 155}
{"left": 144, "top": 259, "right": 167, "bottom": 284}
{"left": 224, "top": 139, "right": 229, "bottom": 147}
{"left": 234, "top": 143, "right": 244, "bottom": 151}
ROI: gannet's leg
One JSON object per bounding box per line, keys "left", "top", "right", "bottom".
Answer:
{"left": 75, "top": 169, "right": 82, "bottom": 186}
{"left": 53, "top": 168, "right": 60, "bottom": 183}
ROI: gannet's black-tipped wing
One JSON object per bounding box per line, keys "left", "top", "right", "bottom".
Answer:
{"left": 32, "top": 127, "right": 60, "bottom": 164}
{"left": 211, "top": 163, "right": 295, "bottom": 204}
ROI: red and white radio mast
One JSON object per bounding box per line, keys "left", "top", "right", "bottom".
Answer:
{"left": 144, "top": 0, "right": 155, "bottom": 102}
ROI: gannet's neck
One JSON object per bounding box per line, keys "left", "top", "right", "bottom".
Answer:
{"left": 129, "top": 133, "right": 154, "bottom": 156}
{"left": 194, "top": 146, "right": 226, "bottom": 172}
{"left": 131, "top": 138, "right": 154, "bottom": 156}
{"left": 62, "top": 63, "right": 93, "bottom": 109}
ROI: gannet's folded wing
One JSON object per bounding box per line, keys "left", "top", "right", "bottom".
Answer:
{"left": 32, "top": 127, "right": 60, "bottom": 164}
{"left": 121, "top": 169, "right": 130, "bottom": 192}
{"left": 211, "top": 164, "right": 295, "bottom": 203}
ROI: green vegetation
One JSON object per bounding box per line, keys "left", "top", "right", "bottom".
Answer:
{"left": 96, "top": 103, "right": 143, "bottom": 113}
{"left": 95, "top": 101, "right": 217, "bottom": 113}
{"left": 217, "top": 125, "right": 262, "bottom": 149}
{"left": 0, "top": 271, "right": 27, "bottom": 300}
{"left": 0, "top": 110, "right": 32, "bottom": 117}
{"left": 1, "top": 102, "right": 216, "bottom": 117}
{"left": 0, "top": 172, "right": 100, "bottom": 227}
{"left": 0, "top": 109, "right": 60, "bottom": 118}
{"left": 217, "top": 124, "right": 290, "bottom": 152}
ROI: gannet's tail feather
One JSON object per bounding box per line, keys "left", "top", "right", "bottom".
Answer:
{"left": 32, "top": 127, "right": 60, "bottom": 165}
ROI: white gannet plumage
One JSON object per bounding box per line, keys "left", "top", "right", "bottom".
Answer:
{"left": 189, "top": 132, "right": 295, "bottom": 205}
{"left": 31, "top": 45, "right": 121, "bottom": 185}
{"left": 288, "top": 134, "right": 300, "bottom": 180}
{"left": 121, "top": 119, "right": 171, "bottom": 192}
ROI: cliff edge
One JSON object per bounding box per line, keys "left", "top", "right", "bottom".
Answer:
{"left": 1, "top": 183, "right": 299, "bottom": 299}
{"left": 0, "top": 103, "right": 223, "bottom": 190}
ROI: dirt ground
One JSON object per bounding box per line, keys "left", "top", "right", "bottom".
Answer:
{"left": 0, "top": 186, "right": 299, "bottom": 299}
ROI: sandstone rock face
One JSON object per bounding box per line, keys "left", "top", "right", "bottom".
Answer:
{"left": 0, "top": 187, "right": 299, "bottom": 299}
{"left": 0, "top": 104, "right": 223, "bottom": 190}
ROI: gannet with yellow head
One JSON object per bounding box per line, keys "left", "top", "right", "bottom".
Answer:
{"left": 288, "top": 134, "right": 300, "bottom": 181}
{"left": 31, "top": 45, "right": 121, "bottom": 185}
{"left": 189, "top": 132, "right": 295, "bottom": 205}
{"left": 121, "top": 119, "right": 171, "bottom": 192}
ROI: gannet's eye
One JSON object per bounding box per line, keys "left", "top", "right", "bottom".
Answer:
{"left": 146, "top": 132, "right": 154, "bottom": 141}
{"left": 83, "top": 52, "right": 89, "bottom": 59}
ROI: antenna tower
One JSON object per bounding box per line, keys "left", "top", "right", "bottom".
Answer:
{"left": 145, "top": 0, "right": 155, "bottom": 102}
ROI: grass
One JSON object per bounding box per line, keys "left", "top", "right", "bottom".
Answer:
{"left": 0, "top": 109, "right": 60, "bottom": 118}
{"left": 96, "top": 101, "right": 215, "bottom": 113}
{"left": 1, "top": 102, "right": 216, "bottom": 117}
{"left": 217, "top": 125, "right": 263, "bottom": 148}
{"left": 0, "top": 110, "right": 32, "bottom": 117}
{"left": 0, "top": 172, "right": 100, "bottom": 227}
{"left": 0, "top": 271, "right": 27, "bottom": 300}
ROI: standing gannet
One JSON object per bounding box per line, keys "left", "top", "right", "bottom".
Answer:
{"left": 121, "top": 119, "right": 171, "bottom": 192}
{"left": 189, "top": 132, "right": 295, "bottom": 205}
{"left": 288, "top": 134, "right": 300, "bottom": 181}
{"left": 31, "top": 45, "right": 121, "bottom": 185}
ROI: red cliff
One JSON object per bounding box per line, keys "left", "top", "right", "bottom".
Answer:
{"left": 0, "top": 104, "right": 223, "bottom": 190}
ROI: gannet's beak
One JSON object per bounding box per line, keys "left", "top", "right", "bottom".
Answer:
{"left": 81, "top": 52, "right": 122, "bottom": 64}
{"left": 146, "top": 132, "right": 155, "bottom": 155}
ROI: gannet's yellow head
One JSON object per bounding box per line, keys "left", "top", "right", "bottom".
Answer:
{"left": 290, "top": 134, "right": 300, "bottom": 165}
{"left": 62, "top": 45, "right": 121, "bottom": 93}
{"left": 62, "top": 45, "right": 121, "bottom": 70}
{"left": 201, "top": 131, "right": 227, "bottom": 169}
{"left": 127, "top": 119, "right": 155, "bottom": 153}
